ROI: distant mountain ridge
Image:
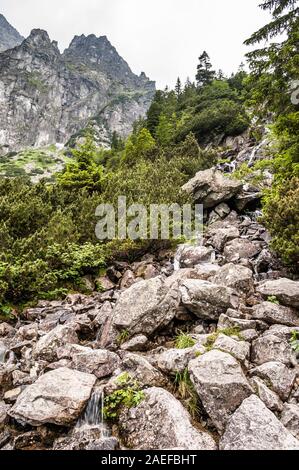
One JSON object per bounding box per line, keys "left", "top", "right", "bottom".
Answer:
{"left": 0, "top": 13, "right": 24, "bottom": 52}
{"left": 0, "top": 16, "right": 155, "bottom": 154}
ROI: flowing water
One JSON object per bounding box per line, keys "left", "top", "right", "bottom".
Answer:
{"left": 0, "top": 341, "right": 7, "bottom": 363}
{"left": 76, "top": 390, "right": 110, "bottom": 438}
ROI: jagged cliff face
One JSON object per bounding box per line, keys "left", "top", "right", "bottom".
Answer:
{"left": 0, "top": 14, "right": 24, "bottom": 52}
{"left": 0, "top": 28, "right": 155, "bottom": 154}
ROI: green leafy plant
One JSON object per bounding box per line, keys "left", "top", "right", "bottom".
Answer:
{"left": 103, "top": 373, "right": 145, "bottom": 420}
{"left": 290, "top": 331, "right": 299, "bottom": 354}
{"left": 175, "top": 331, "right": 196, "bottom": 349}
{"left": 267, "top": 295, "right": 280, "bottom": 305}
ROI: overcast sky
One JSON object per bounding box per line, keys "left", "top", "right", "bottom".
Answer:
{"left": 1, "top": 0, "right": 272, "bottom": 89}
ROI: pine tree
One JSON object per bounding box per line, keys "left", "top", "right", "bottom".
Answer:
{"left": 245, "top": 0, "right": 298, "bottom": 44}
{"left": 175, "top": 77, "right": 182, "bottom": 97}
{"left": 196, "top": 51, "right": 215, "bottom": 87}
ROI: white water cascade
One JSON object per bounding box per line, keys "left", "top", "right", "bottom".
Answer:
{"left": 76, "top": 390, "right": 110, "bottom": 438}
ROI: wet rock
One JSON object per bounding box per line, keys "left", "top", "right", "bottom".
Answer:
{"left": 213, "top": 334, "right": 250, "bottom": 363}
{"left": 252, "top": 377, "right": 283, "bottom": 412}
{"left": 180, "top": 280, "right": 239, "bottom": 321}
{"left": 252, "top": 302, "right": 299, "bottom": 327}
{"left": 9, "top": 367, "right": 96, "bottom": 426}
{"left": 34, "top": 324, "right": 79, "bottom": 362}
{"left": 220, "top": 395, "right": 299, "bottom": 450}
{"left": 119, "top": 387, "right": 216, "bottom": 450}
{"left": 182, "top": 168, "right": 242, "bottom": 208}
{"left": 251, "top": 333, "right": 295, "bottom": 366}
{"left": 224, "top": 238, "right": 261, "bottom": 262}
{"left": 188, "top": 350, "right": 253, "bottom": 432}
{"left": 257, "top": 278, "right": 299, "bottom": 308}
{"left": 54, "top": 427, "right": 118, "bottom": 450}
{"left": 250, "top": 361, "right": 296, "bottom": 400}
{"left": 280, "top": 404, "right": 299, "bottom": 440}
{"left": 211, "top": 263, "right": 254, "bottom": 295}
{"left": 111, "top": 276, "right": 181, "bottom": 338}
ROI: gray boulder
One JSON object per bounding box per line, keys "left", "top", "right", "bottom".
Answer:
{"left": 71, "top": 347, "right": 120, "bottom": 379}
{"left": 280, "top": 404, "right": 299, "bottom": 440}
{"left": 119, "top": 387, "right": 216, "bottom": 450}
{"left": 179, "top": 245, "right": 214, "bottom": 268}
{"left": 220, "top": 395, "right": 299, "bottom": 450}
{"left": 251, "top": 333, "right": 295, "bottom": 366}
{"left": 188, "top": 350, "right": 253, "bottom": 432}
{"left": 213, "top": 334, "right": 250, "bottom": 363}
{"left": 34, "top": 324, "right": 78, "bottom": 362}
{"left": 252, "top": 302, "right": 299, "bottom": 327}
{"left": 211, "top": 263, "right": 254, "bottom": 295}
{"left": 9, "top": 367, "right": 96, "bottom": 426}
{"left": 180, "top": 279, "right": 239, "bottom": 321}
{"left": 224, "top": 238, "right": 261, "bottom": 262}
{"left": 182, "top": 168, "right": 242, "bottom": 208}
{"left": 250, "top": 361, "right": 296, "bottom": 400}
{"left": 111, "top": 276, "right": 181, "bottom": 337}
{"left": 257, "top": 278, "right": 299, "bottom": 308}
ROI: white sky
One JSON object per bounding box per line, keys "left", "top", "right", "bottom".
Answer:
{"left": 0, "top": 0, "right": 272, "bottom": 89}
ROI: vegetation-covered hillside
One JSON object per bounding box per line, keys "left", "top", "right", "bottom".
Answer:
{"left": 0, "top": 0, "right": 298, "bottom": 314}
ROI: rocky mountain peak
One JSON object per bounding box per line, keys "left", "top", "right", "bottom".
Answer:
{"left": 21, "top": 29, "right": 60, "bottom": 56}
{"left": 0, "top": 26, "right": 155, "bottom": 154}
{"left": 63, "top": 33, "right": 134, "bottom": 84}
{"left": 0, "top": 13, "right": 24, "bottom": 52}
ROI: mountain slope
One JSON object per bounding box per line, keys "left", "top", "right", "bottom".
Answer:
{"left": 0, "top": 13, "right": 24, "bottom": 52}
{"left": 0, "top": 29, "right": 155, "bottom": 155}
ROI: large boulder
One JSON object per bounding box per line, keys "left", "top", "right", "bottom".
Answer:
{"left": 251, "top": 333, "right": 295, "bottom": 366}
{"left": 212, "top": 334, "right": 250, "bottom": 363}
{"left": 257, "top": 278, "right": 299, "bottom": 308}
{"left": 182, "top": 168, "right": 242, "bottom": 208}
{"left": 224, "top": 238, "right": 261, "bottom": 262}
{"left": 252, "top": 302, "right": 299, "bottom": 327}
{"left": 220, "top": 395, "right": 299, "bottom": 450}
{"left": 206, "top": 226, "right": 240, "bottom": 252}
{"left": 178, "top": 245, "right": 214, "bottom": 268}
{"left": 250, "top": 361, "right": 296, "bottom": 401}
{"left": 34, "top": 324, "right": 78, "bottom": 362}
{"left": 8, "top": 367, "right": 96, "bottom": 426}
{"left": 119, "top": 387, "right": 216, "bottom": 450}
{"left": 71, "top": 347, "right": 120, "bottom": 379}
{"left": 111, "top": 276, "right": 181, "bottom": 337}
{"left": 280, "top": 404, "right": 299, "bottom": 440}
{"left": 188, "top": 350, "right": 253, "bottom": 432}
{"left": 156, "top": 344, "right": 205, "bottom": 374}
{"left": 211, "top": 263, "right": 254, "bottom": 295}
{"left": 180, "top": 280, "right": 239, "bottom": 321}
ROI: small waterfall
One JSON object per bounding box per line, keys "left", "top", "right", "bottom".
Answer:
{"left": 76, "top": 390, "right": 110, "bottom": 438}
{"left": 0, "top": 341, "right": 6, "bottom": 363}
{"left": 173, "top": 244, "right": 185, "bottom": 271}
